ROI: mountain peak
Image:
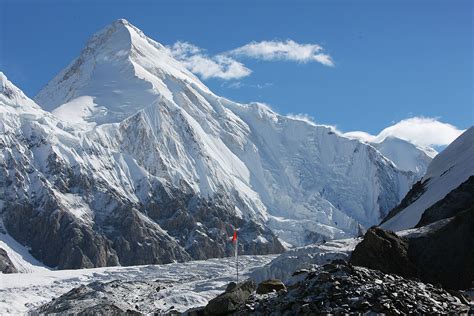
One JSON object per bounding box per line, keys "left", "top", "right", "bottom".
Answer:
{"left": 35, "top": 19, "right": 207, "bottom": 125}
{"left": 0, "top": 72, "right": 43, "bottom": 113}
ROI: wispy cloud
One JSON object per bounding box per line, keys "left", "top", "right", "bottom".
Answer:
{"left": 222, "top": 81, "right": 273, "bottom": 89}
{"left": 228, "top": 40, "right": 334, "bottom": 66}
{"left": 344, "top": 117, "right": 465, "bottom": 147}
{"left": 167, "top": 39, "right": 333, "bottom": 81}
{"left": 168, "top": 41, "right": 251, "bottom": 80}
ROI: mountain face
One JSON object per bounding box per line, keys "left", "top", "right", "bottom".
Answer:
{"left": 1, "top": 19, "right": 422, "bottom": 269}
{"left": 381, "top": 127, "right": 474, "bottom": 231}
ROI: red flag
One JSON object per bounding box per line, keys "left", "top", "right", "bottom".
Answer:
{"left": 232, "top": 230, "right": 237, "bottom": 243}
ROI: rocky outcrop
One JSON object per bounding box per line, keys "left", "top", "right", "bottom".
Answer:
{"left": 234, "top": 260, "right": 471, "bottom": 315}
{"left": 0, "top": 247, "right": 17, "bottom": 273}
{"left": 203, "top": 280, "right": 256, "bottom": 315}
{"left": 256, "top": 279, "right": 286, "bottom": 294}
{"left": 416, "top": 175, "right": 474, "bottom": 227}
{"left": 349, "top": 227, "right": 417, "bottom": 278}
{"left": 351, "top": 211, "right": 474, "bottom": 290}
{"left": 408, "top": 206, "right": 474, "bottom": 290}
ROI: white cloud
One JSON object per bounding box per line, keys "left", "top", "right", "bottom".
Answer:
{"left": 167, "top": 39, "right": 334, "bottom": 81}
{"left": 344, "top": 131, "right": 377, "bottom": 142}
{"left": 344, "top": 117, "right": 464, "bottom": 147}
{"left": 168, "top": 41, "right": 251, "bottom": 80}
{"left": 228, "top": 40, "right": 334, "bottom": 66}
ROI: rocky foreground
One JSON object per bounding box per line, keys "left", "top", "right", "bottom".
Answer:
{"left": 207, "top": 260, "right": 472, "bottom": 315}
{"left": 35, "top": 260, "right": 472, "bottom": 315}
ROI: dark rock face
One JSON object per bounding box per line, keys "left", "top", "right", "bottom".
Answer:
{"left": 3, "top": 203, "right": 120, "bottom": 269}
{"left": 349, "top": 227, "right": 417, "bottom": 278}
{"left": 203, "top": 279, "right": 256, "bottom": 315}
{"left": 256, "top": 279, "right": 286, "bottom": 294}
{"left": 234, "top": 261, "right": 471, "bottom": 315}
{"left": 0, "top": 247, "right": 17, "bottom": 273}
{"left": 416, "top": 176, "right": 474, "bottom": 227}
{"left": 408, "top": 207, "right": 474, "bottom": 290}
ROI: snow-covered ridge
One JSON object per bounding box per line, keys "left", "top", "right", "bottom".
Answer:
{"left": 382, "top": 127, "right": 474, "bottom": 231}
{"left": 35, "top": 19, "right": 208, "bottom": 127}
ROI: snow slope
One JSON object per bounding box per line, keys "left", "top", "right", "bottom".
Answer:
{"left": 382, "top": 127, "right": 474, "bottom": 231}
{"left": 31, "top": 20, "right": 418, "bottom": 247}
{"left": 0, "top": 255, "right": 275, "bottom": 315}
{"left": 0, "top": 232, "right": 50, "bottom": 274}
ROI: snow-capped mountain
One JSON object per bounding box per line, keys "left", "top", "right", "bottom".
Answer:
{"left": 1, "top": 19, "right": 421, "bottom": 269}
{"left": 381, "top": 126, "right": 474, "bottom": 231}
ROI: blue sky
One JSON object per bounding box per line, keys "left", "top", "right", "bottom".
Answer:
{"left": 1, "top": 0, "right": 472, "bottom": 139}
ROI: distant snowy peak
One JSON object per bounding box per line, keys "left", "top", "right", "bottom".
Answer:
{"left": 373, "top": 137, "right": 433, "bottom": 177}
{"left": 35, "top": 19, "right": 207, "bottom": 127}
{"left": 345, "top": 132, "right": 434, "bottom": 177}
{"left": 381, "top": 127, "right": 474, "bottom": 231}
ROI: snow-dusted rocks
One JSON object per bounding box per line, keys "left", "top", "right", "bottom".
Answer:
{"left": 2, "top": 19, "right": 426, "bottom": 269}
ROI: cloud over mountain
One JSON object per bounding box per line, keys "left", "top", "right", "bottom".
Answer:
{"left": 345, "top": 117, "right": 465, "bottom": 148}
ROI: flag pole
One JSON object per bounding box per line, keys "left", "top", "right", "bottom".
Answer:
{"left": 232, "top": 230, "right": 239, "bottom": 283}
{"left": 236, "top": 234, "right": 239, "bottom": 283}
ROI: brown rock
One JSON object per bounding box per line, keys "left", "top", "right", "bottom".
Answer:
{"left": 256, "top": 279, "right": 286, "bottom": 294}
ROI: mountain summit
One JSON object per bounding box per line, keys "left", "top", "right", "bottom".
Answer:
{"left": 1, "top": 20, "right": 427, "bottom": 269}
{"left": 35, "top": 19, "right": 207, "bottom": 127}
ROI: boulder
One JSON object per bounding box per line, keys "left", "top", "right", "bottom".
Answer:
{"left": 349, "top": 227, "right": 417, "bottom": 278}
{"left": 256, "top": 279, "right": 286, "bottom": 294}
{"left": 204, "top": 279, "right": 256, "bottom": 315}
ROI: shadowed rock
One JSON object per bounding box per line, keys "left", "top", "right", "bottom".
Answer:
{"left": 349, "top": 227, "right": 417, "bottom": 278}
{"left": 409, "top": 206, "right": 474, "bottom": 290}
